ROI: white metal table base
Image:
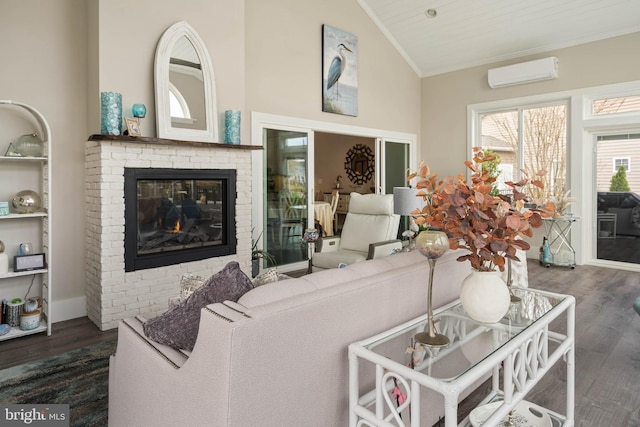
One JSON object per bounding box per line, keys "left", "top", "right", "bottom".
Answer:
{"left": 349, "top": 291, "right": 575, "bottom": 427}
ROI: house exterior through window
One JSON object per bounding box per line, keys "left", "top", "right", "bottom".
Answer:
{"left": 613, "top": 157, "right": 630, "bottom": 173}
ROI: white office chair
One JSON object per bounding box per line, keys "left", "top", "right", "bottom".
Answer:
{"left": 312, "top": 193, "right": 402, "bottom": 270}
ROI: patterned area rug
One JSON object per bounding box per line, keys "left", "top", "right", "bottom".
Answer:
{"left": 0, "top": 340, "right": 116, "bottom": 426}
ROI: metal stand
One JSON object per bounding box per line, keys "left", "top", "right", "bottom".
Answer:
{"left": 415, "top": 258, "right": 449, "bottom": 347}
{"left": 305, "top": 241, "right": 315, "bottom": 274}
{"left": 541, "top": 216, "right": 578, "bottom": 268}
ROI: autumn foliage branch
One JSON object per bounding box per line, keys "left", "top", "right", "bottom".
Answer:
{"left": 408, "top": 148, "right": 556, "bottom": 272}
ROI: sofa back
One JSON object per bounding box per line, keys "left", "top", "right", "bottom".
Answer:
{"left": 224, "top": 249, "right": 470, "bottom": 426}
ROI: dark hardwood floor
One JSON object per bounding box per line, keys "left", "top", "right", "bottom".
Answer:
{"left": 459, "top": 260, "right": 640, "bottom": 427}
{"left": 0, "top": 316, "right": 117, "bottom": 369}
{"left": 1, "top": 260, "right": 639, "bottom": 426}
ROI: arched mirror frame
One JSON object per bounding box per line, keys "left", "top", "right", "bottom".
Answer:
{"left": 155, "top": 21, "right": 219, "bottom": 142}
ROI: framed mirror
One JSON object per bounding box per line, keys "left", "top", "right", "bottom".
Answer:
{"left": 344, "top": 144, "right": 375, "bottom": 185}
{"left": 155, "top": 21, "right": 218, "bottom": 142}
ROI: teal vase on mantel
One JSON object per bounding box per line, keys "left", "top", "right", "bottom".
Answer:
{"left": 101, "top": 92, "right": 123, "bottom": 136}
{"left": 224, "top": 110, "right": 241, "bottom": 144}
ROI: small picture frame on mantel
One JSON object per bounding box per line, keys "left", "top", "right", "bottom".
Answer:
{"left": 125, "top": 117, "right": 141, "bottom": 136}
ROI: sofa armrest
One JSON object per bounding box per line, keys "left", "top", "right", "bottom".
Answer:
{"left": 317, "top": 236, "right": 340, "bottom": 252}
{"left": 367, "top": 239, "right": 403, "bottom": 259}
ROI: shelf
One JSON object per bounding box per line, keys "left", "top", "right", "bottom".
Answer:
{"left": 0, "top": 155, "right": 48, "bottom": 162}
{"left": 0, "top": 268, "right": 48, "bottom": 279}
{"left": 0, "top": 323, "right": 48, "bottom": 341}
{"left": 0, "top": 100, "right": 52, "bottom": 340}
{"left": 88, "top": 134, "right": 263, "bottom": 150}
{"left": 0, "top": 212, "right": 47, "bottom": 220}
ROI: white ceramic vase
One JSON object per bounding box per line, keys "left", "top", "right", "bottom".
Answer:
{"left": 460, "top": 270, "right": 511, "bottom": 323}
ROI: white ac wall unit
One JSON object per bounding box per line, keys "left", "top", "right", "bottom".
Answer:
{"left": 488, "top": 57, "right": 559, "bottom": 88}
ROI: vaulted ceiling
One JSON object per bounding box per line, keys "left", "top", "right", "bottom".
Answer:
{"left": 357, "top": 0, "right": 640, "bottom": 77}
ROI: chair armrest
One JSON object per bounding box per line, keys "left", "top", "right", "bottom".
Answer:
{"left": 367, "top": 239, "right": 403, "bottom": 259}
{"left": 317, "top": 236, "right": 341, "bottom": 252}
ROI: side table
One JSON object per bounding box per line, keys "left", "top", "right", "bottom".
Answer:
{"left": 348, "top": 288, "right": 575, "bottom": 427}
{"left": 541, "top": 216, "right": 578, "bottom": 268}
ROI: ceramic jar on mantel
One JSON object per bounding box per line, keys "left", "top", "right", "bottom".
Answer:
{"left": 459, "top": 270, "right": 511, "bottom": 323}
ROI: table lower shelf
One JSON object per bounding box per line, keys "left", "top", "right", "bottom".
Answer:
{"left": 459, "top": 393, "right": 570, "bottom": 427}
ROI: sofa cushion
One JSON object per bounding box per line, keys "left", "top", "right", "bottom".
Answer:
{"left": 143, "top": 261, "right": 253, "bottom": 351}
{"left": 251, "top": 268, "right": 280, "bottom": 286}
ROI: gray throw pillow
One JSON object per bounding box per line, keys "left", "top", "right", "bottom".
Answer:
{"left": 143, "top": 261, "right": 253, "bottom": 351}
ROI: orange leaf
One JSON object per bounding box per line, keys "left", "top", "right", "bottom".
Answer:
{"left": 531, "top": 179, "right": 544, "bottom": 189}
{"left": 505, "top": 215, "right": 521, "bottom": 230}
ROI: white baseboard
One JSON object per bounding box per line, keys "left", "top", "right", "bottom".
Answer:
{"left": 51, "top": 295, "right": 87, "bottom": 323}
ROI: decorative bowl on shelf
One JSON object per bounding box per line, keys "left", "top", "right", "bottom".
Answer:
{"left": 469, "top": 400, "right": 552, "bottom": 427}
{"left": 11, "top": 190, "right": 42, "bottom": 214}
{"left": 15, "top": 132, "right": 44, "bottom": 157}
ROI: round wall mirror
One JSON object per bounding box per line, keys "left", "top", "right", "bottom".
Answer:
{"left": 155, "top": 21, "right": 218, "bottom": 142}
{"left": 344, "top": 144, "right": 375, "bottom": 185}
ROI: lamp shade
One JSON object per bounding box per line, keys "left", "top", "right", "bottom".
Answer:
{"left": 393, "top": 187, "right": 424, "bottom": 215}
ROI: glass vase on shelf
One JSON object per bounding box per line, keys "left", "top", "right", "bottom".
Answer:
{"left": 414, "top": 229, "right": 450, "bottom": 347}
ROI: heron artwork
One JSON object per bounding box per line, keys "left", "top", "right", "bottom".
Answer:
{"left": 326, "top": 43, "right": 353, "bottom": 97}
{"left": 322, "top": 24, "right": 358, "bottom": 116}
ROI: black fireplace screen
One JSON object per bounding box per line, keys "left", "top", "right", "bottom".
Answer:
{"left": 124, "top": 168, "right": 236, "bottom": 271}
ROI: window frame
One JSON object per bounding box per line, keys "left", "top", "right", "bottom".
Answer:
{"left": 471, "top": 99, "right": 569, "bottom": 201}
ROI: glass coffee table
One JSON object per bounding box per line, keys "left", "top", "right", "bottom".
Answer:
{"left": 348, "top": 288, "right": 575, "bottom": 427}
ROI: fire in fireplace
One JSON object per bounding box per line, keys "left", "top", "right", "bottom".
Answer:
{"left": 124, "top": 168, "right": 237, "bottom": 271}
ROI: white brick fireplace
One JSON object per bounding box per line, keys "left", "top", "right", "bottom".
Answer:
{"left": 85, "top": 136, "right": 258, "bottom": 330}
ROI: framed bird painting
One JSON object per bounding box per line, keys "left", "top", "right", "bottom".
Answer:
{"left": 322, "top": 24, "right": 358, "bottom": 117}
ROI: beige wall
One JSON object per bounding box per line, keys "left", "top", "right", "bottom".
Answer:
{"left": 0, "top": 0, "right": 88, "bottom": 314}
{"left": 245, "top": 0, "right": 422, "bottom": 135}
{"left": 93, "top": 0, "right": 245, "bottom": 141}
{"left": 421, "top": 31, "right": 640, "bottom": 177}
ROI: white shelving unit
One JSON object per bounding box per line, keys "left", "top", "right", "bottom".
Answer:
{"left": 0, "top": 100, "right": 52, "bottom": 340}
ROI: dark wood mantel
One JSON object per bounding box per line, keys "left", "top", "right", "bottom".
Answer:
{"left": 88, "top": 134, "right": 263, "bottom": 150}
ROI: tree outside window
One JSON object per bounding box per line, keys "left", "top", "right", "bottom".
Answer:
{"left": 479, "top": 103, "right": 567, "bottom": 204}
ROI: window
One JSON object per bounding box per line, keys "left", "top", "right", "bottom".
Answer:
{"left": 592, "top": 95, "right": 640, "bottom": 116}
{"left": 478, "top": 102, "right": 567, "bottom": 203}
{"left": 613, "top": 157, "right": 630, "bottom": 173}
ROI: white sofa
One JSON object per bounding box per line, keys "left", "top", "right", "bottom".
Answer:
{"left": 109, "top": 249, "right": 525, "bottom": 427}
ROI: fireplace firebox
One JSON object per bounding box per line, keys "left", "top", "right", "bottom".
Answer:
{"left": 124, "top": 168, "right": 237, "bottom": 271}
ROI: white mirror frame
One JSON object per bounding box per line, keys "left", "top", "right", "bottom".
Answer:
{"left": 155, "top": 21, "right": 218, "bottom": 142}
